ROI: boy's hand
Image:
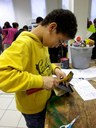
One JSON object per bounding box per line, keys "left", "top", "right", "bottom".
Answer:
{"left": 54, "top": 68, "right": 66, "bottom": 79}
{"left": 42, "top": 76, "right": 59, "bottom": 90}
{"left": 42, "top": 68, "right": 66, "bottom": 90}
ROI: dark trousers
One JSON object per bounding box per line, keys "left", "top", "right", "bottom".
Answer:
{"left": 22, "top": 108, "right": 46, "bottom": 128}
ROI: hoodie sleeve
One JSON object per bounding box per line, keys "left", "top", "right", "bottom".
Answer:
{"left": 51, "top": 63, "right": 61, "bottom": 74}
{"left": 0, "top": 38, "right": 43, "bottom": 93}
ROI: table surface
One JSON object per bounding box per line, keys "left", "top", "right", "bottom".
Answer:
{"left": 46, "top": 60, "right": 96, "bottom": 128}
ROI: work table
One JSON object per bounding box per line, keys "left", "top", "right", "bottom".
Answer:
{"left": 46, "top": 60, "right": 96, "bottom": 128}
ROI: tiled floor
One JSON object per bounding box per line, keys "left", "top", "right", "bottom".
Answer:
{"left": 0, "top": 90, "right": 27, "bottom": 128}
{"left": 0, "top": 91, "right": 48, "bottom": 128}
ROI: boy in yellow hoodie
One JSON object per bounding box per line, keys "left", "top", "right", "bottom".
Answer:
{"left": 0, "top": 9, "right": 77, "bottom": 128}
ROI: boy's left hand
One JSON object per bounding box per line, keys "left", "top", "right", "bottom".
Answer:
{"left": 54, "top": 68, "right": 66, "bottom": 80}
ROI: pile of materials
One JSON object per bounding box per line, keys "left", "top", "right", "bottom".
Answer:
{"left": 70, "top": 36, "right": 94, "bottom": 47}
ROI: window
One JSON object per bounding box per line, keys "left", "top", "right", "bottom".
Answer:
{"left": 31, "top": 0, "right": 46, "bottom": 20}
{"left": 0, "top": 0, "right": 15, "bottom": 27}
{"left": 62, "top": 0, "right": 69, "bottom": 9}
{"left": 91, "top": 0, "right": 96, "bottom": 21}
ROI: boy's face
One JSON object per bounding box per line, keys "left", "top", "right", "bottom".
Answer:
{"left": 42, "top": 22, "right": 69, "bottom": 48}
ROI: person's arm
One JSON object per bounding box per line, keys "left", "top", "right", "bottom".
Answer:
{"left": 42, "top": 64, "right": 66, "bottom": 90}
{"left": 0, "top": 39, "right": 43, "bottom": 93}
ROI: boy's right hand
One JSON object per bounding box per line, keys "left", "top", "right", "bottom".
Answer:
{"left": 42, "top": 76, "right": 59, "bottom": 90}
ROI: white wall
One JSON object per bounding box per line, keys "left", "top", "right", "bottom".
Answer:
{"left": 46, "top": 0, "right": 62, "bottom": 14}
{"left": 12, "top": 0, "right": 32, "bottom": 28}
{"left": 68, "top": 0, "right": 89, "bottom": 39}
{"left": 0, "top": 0, "right": 94, "bottom": 31}
{"left": 0, "top": 0, "right": 32, "bottom": 28}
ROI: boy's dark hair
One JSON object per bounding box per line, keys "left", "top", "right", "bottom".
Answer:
{"left": 36, "top": 17, "right": 43, "bottom": 24}
{"left": 41, "top": 9, "right": 77, "bottom": 39}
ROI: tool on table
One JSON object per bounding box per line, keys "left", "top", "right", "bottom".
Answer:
{"left": 59, "top": 115, "right": 80, "bottom": 128}
{"left": 58, "top": 71, "right": 73, "bottom": 83}
{"left": 54, "top": 71, "right": 74, "bottom": 96}
{"left": 57, "top": 71, "right": 74, "bottom": 93}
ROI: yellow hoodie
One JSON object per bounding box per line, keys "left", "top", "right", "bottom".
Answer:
{"left": 0, "top": 31, "right": 58, "bottom": 114}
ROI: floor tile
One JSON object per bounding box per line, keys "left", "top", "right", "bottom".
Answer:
{"left": 0, "top": 97, "right": 13, "bottom": 109}
{"left": 0, "top": 94, "right": 14, "bottom": 98}
{"left": 17, "top": 115, "right": 27, "bottom": 128}
{"left": 0, "top": 110, "right": 5, "bottom": 119}
{"left": 0, "top": 110, "right": 21, "bottom": 127}
{"left": 8, "top": 98, "right": 17, "bottom": 110}
{"left": 0, "top": 92, "right": 49, "bottom": 128}
{"left": 0, "top": 91, "right": 5, "bottom": 95}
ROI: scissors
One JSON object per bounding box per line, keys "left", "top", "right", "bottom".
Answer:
{"left": 59, "top": 115, "right": 80, "bottom": 128}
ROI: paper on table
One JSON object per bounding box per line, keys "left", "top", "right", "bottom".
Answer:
{"left": 62, "top": 67, "right": 96, "bottom": 79}
{"left": 70, "top": 79, "right": 96, "bottom": 101}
